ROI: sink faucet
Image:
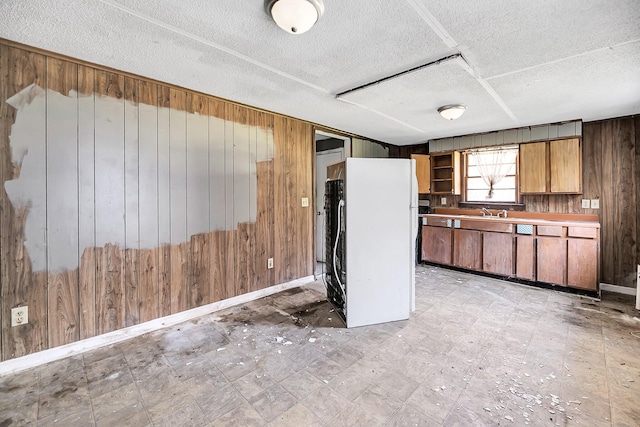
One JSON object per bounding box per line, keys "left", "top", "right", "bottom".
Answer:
{"left": 481, "top": 207, "right": 492, "bottom": 217}
{"left": 497, "top": 209, "right": 508, "bottom": 218}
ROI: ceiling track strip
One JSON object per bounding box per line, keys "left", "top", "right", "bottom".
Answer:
{"left": 335, "top": 53, "right": 461, "bottom": 98}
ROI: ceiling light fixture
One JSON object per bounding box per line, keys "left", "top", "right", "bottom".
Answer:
{"left": 438, "top": 104, "right": 467, "bottom": 120}
{"left": 265, "top": 0, "right": 324, "bottom": 34}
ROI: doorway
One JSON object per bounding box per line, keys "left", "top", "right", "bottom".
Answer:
{"left": 315, "top": 131, "right": 349, "bottom": 270}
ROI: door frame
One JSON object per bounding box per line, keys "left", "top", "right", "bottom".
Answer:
{"left": 314, "top": 129, "right": 350, "bottom": 277}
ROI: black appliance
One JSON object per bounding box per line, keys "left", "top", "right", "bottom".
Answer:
{"left": 416, "top": 200, "right": 430, "bottom": 263}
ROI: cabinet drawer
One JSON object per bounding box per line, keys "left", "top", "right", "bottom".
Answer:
{"left": 537, "top": 225, "right": 564, "bottom": 237}
{"left": 567, "top": 226, "right": 597, "bottom": 239}
{"left": 460, "top": 220, "right": 513, "bottom": 233}
{"left": 424, "top": 217, "right": 451, "bottom": 228}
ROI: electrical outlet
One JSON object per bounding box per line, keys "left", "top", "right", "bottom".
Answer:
{"left": 441, "top": 197, "right": 447, "bottom": 205}
{"left": 590, "top": 199, "right": 599, "bottom": 209}
{"left": 581, "top": 199, "right": 590, "bottom": 209}
{"left": 301, "top": 197, "right": 309, "bottom": 207}
{"left": 267, "top": 258, "right": 274, "bottom": 269}
{"left": 11, "top": 306, "right": 28, "bottom": 327}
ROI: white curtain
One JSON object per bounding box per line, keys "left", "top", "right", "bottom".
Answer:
{"left": 470, "top": 147, "right": 517, "bottom": 199}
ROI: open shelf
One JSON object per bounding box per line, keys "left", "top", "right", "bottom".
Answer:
{"left": 430, "top": 151, "right": 461, "bottom": 195}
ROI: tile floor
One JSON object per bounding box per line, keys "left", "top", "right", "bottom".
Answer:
{"left": 1, "top": 265, "right": 640, "bottom": 426}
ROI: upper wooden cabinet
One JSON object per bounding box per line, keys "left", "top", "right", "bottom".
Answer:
{"left": 519, "top": 138, "right": 582, "bottom": 194}
{"left": 550, "top": 139, "right": 581, "bottom": 193}
{"left": 519, "top": 142, "right": 547, "bottom": 193}
{"left": 411, "top": 154, "right": 431, "bottom": 194}
{"left": 430, "top": 151, "right": 461, "bottom": 195}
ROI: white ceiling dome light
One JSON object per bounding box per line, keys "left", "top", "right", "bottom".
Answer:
{"left": 438, "top": 104, "right": 467, "bottom": 120}
{"left": 265, "top": 0, "right": 324, "bottom": 35}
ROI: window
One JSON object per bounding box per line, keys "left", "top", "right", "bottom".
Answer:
{"left": 465, "top": 145, "right": 518, "bottom": 202}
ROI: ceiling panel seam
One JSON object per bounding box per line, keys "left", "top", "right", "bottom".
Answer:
{"left": 486, "top": 38, "right": 640, "bottom": 81}
{"left": 457, "top": 55, "right": 518, "bottom": 121}
{"left": 336, "top": 97, "right": 427, "bottom": 134}
{"left": 404, "top": 0, "right": 457, "bottom": 48}
{"left": 98, "top": 0, "right": 329, "bottom": 94}
{"left": 404, "top": 1, "right": 517, "bottom": 122}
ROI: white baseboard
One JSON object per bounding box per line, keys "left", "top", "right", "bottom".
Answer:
{"left": 0, "top": 275, "right": 315, "bottom": 376}
{"left": 600, "top": 283, "right": 637, "bottom": 296}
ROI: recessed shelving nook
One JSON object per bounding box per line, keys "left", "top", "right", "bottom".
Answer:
{"left": 430, "top": 151, "right": 461, "bottom": 195}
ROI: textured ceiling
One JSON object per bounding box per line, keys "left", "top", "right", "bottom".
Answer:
{"left": 1, "top": 0, "right": 639, "bottom": 145}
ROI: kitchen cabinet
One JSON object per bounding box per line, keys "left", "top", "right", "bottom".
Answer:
{"left": 411, "top": 154, "right": 430, "bottom": 194}
{"left": 519, "top": 142, "right": 547, "bottom": 193}
{"left": 453, "top": 229, "right": 482, "bottom": 270}
{"left": 430, "top": 151, "right": 461, "bottom": 195}
{"left": 519, "top": 139, "right": 582, "bottom": 194}
{"left": 550, "top": 139, "right": 581, "bottom": 193}
{"left": 421, "top": 213, "right": 599, "bottom": 292}
{"left": 483, "top": 232, "right": 513, "bottom": 276}
{"left": 536, "top": 237, "right": 566, "bottom": 286}
{"left": 422, "top": 225, "right": 452, "bottom": 265}
{"left": 567, "top": 226, "right": 598, "bottom": 290}
{"left": 515, "top": 235, "right": 535, "bottom": 281}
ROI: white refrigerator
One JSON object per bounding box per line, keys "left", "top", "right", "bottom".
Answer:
{"left": 325, "top": 157, "right": 417, "bottom": 328}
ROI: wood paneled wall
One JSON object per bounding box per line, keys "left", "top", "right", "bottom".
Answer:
{"left": 0, "top": 43, "right": 313, "bottom": 361}
{"left": 577, "top": 117, "right": 638, "bottom": 288}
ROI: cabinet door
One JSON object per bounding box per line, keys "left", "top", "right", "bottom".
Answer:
{"left": 567, "top": 238, "right": 598, "bottom": 290}
{"left": 453, "top": 229, "right": 482, "bottom": 270}
{"left": 536, "top": 237, "right": 566, "bottom": 285}
{"left": 516, "top": 235, "right": 535, "bottom": 281}
{"left": 519, "top": 142, "right": 547, "bottom": 193}
{"left": 550, "top": 138, "right": 581, "bottom": 193}
{"left": 422, "top": 226, "right": 452, "bottom": 265}
{"left": 411, "top": 154, "right": 430, "bottom": 194}
{"left": 483, "top": 232, "right": 513, "bottom": 276}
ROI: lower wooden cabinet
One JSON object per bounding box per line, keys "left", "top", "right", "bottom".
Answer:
{"left": 567, "top": 238, "right": 598, "bottom": 290}
{"left": 453, "top": 229, "right": 482, "bottom": 270}
{"left": 483, "top": 232, "right": 513, "bottom": 276}
{"left": 422, "top": 226, "right": 452, "bottom": 265}
{"left": 420, "top": 215, "right": 599, "bottom": 292}
{"left": 515, "top": 236, "right": 536, "bottom": 281}
{"left": 536, "top": 237, "right": 567, "bottom": 286}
